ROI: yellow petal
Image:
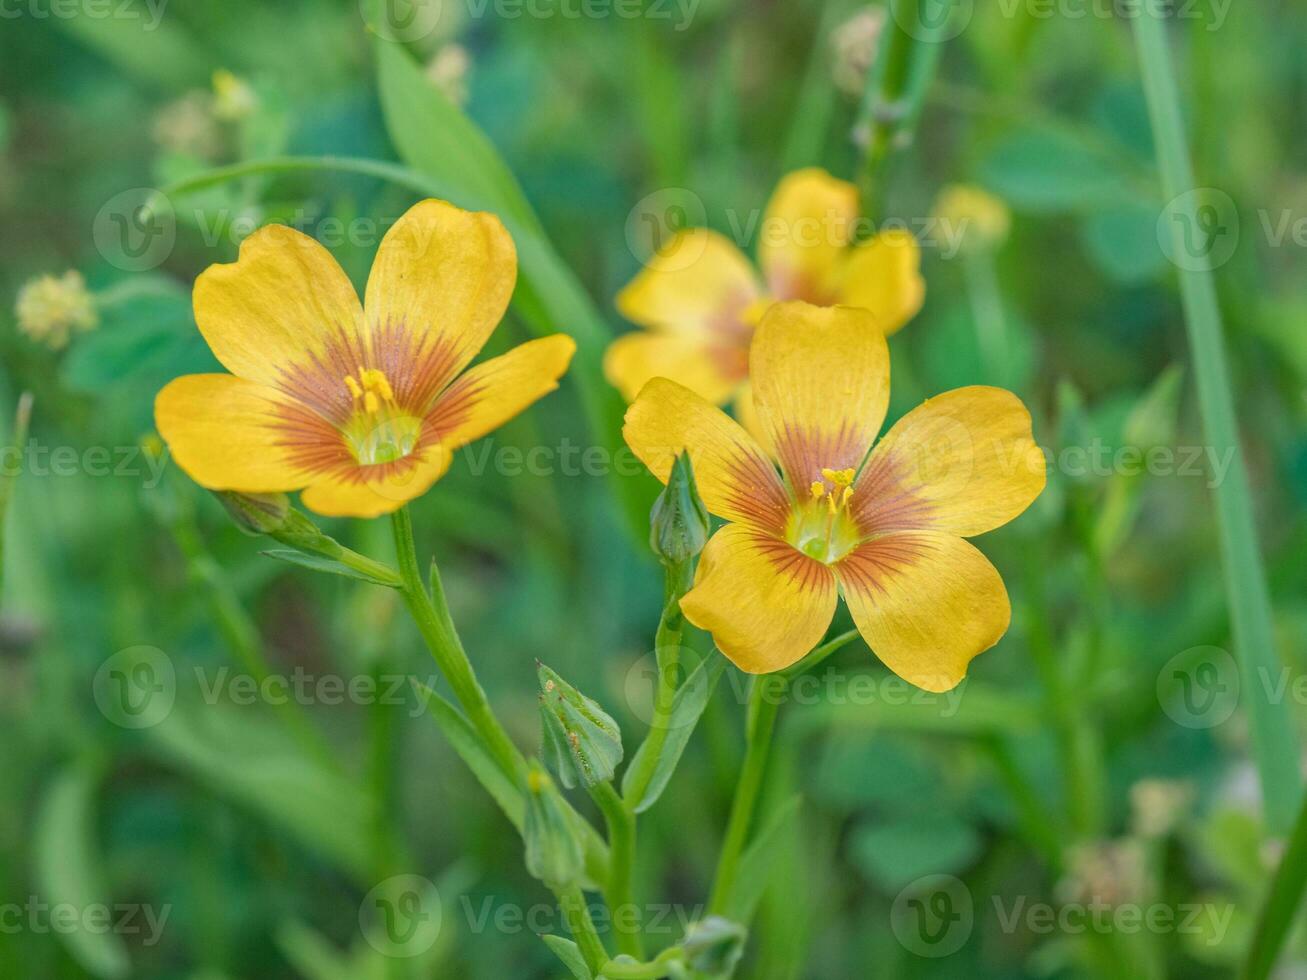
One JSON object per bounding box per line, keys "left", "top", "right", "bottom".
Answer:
{"left": 193, "top": 225, "right": 365, "bottom": 387}
{"left": 682, "top": 524, "right": 838, "bottom": 674}
{"left": 731, "top": 382, "right": 773, "bottom": 455}
{"left": 836, "top": 531, "right": 1010, "bottom": 692}
{"left": 300, "top": 448, "right": 452, "bottom": 519}
{"left": 427, "top": 334, "right": 576, "bottom": 451}
{"left": 623, "top": 378, "right": 789, "bottom": 532}
{"left": 363, "top": 199, "right": 517, "bottom": 394}
{"left": 155, "top": 374, "right": 313, "bottom": 492}
{"left": 604, "top": 331, "right": 742, "bottom": 405}
{"left": 834, "top": 229, "right": 925, "bottom": 335}
{"left": 750, "top": 302, "right": 890, "bottom": 489}
{"left": 758, "top": 168, "right": 859, "bottom": 303}
{"left": 616, "top": 228, "right": 761, "bottom": 335}
{"left": 853, "top": 386, "right": 1046, "bottom": 537}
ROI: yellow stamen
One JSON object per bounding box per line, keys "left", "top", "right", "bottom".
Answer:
{"left": 344, "top": 375, "right": 362, "bottom": 400}
{"left": 810, "top": 481, "right": 826, "bottom": 500}
{"left": 821, "top": 467, "right": 856, "bottom": 487}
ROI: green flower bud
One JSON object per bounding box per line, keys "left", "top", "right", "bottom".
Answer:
{"left": 523, "top": 762, "right": 584, "bottom": 888}
{"left": 538, "top": 662, "right": 623, "bottom": 789}
{"left": 650, "top": 452, "right": 710, "bottom": 567}
{"left": 215, "top": 491, "right": 291, "bottom": 536}
{"left": 682, "top": 916, "right": 747, "bottom": 975}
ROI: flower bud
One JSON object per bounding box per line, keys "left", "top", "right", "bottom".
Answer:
{"left": 538, "top": 662, "right": 623, "bottom": 789}
{"left": 212, "top": 69, "right": 257, "bottom": 121}
{"left": 523, "top": 762, "right": 584, "bottom": 888}
{"left": 932, "top": 184, "right": 1012, "bottom": 254}
{"left": 215, "top": 491, "right": 291, "bottom": 536}
{"left": 15, "top": 271, "right": 98, "bottom": 350}
{"left": 649, "top": 452, "right": 710, "bottom": 567}
{"left": 682, "top": 916, "right": 747, "bottom": 975}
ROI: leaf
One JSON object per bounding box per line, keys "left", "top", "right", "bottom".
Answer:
{"left": 260, "top": 550, "right": 400, "bottom": 588}
{"left": 541, "top": 935, "right": 593, "bottom": 979}
{"left": 371, "top": 37, "right": 652, "bottom": 538}
{"left": 725, "top": 795, "right": 803, "bottom": 925}
{"left": 1080, "top": 201, "right": 1168, "bottom": 284}
{"left": 148, "top": 704, "right": 372, "bottom": 882}
{"left": 622, "top": 655, "right": 727, "bottom": 814}
{"left": 849, "top": 814, "right": 983, "bottom": 893}
{"left": 979, "top": 127, "right": 1125, "bottom": 213}
{"left": 419, "top": 684, "right": 526, "bottom": 831}
{"left": 34, "top": 762, "right": 131, "bottom": 979}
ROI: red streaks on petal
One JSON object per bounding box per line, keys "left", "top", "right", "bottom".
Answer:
{"left": 835, "top": 532, "right": 933, "bottom": 599}
{"left": 849, "top": 448, "right": 936, "bottom": 535}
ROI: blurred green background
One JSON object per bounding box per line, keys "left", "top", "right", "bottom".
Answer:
{"left": 2, "top": 0, "right": 1307, "bottom": 977}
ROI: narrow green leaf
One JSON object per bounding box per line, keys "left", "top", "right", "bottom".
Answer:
{"left": 419, "top": 684, "right": 525, "bottom": 830}
{"left": 725, "top": 795, "right": 802, "bottom": 925}
{"left": 542, "top": 934, "right": 593, "bottom": 979}
{"left": 1132, "top": 7, "right": 1302, "bottom": 831}
{"left": 372, "top": 39, "right": 651, "bottom": 538}
{"left": 1243, "top": 794, "right": 1307, "bottom": 980}
{"left": 34, "top": 762, "right": 131, "bottom": 979}
{"left": 622, "top": 656, "right": 726, "bottom": 814}
{"left": 260, "top": 549, "right": 399, "bottom": 588}
{"left": 0, "top": 393, "right": 33, "bottom": 606}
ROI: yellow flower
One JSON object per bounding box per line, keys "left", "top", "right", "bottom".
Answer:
{"left": 932, "top": 184, "right": 1012, "bottom": 253}
{"left": 15, "top": 270, "right": 98, "bottom": 350}
{"left": 606, "top": 168, "right": 924, "bottom": 430}
{"left": 212, "top": 69, "right": 258, "bottom": 121}
{"left": 623, "top": 301, "right": 1045, "bottom": 691}
{"left": 155, "top": 199, "right": 575, "bottom": 519}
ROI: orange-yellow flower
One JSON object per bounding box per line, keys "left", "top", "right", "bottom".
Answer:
{"left": 606, "top": 168, "right": 924, "bottom": 424}
{"left": 155, "top": 199, "right": 575, "bottom": 519}
{"left": 623, "top": 301, "right": 1045, "bottom": 691}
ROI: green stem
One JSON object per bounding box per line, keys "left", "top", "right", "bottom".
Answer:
{"left": 557, "top": 884, "right": 610, "bottom": 975}
{"left": 1243, "top": 791, "right": 1307, "bottom": 980}
{"left": 1131, "top": 8, "right": 1301, "bottom": 831}
{"left": 707, "top": 673, "right": 785, "bottom": 915}
{"left": 0, "top": 392, "right": 32, "bottom": 607}
{"left": 590, "top": 780, "right": 642, "bottom": 958}
{"left": 780, "top": 628, "right": 860, "bottom": 679}
{"left": 389, "top": 506, "right": 524, "bottom": 782}
{"left": 622, "top": 565, "right": 690, "bottom": 808}
{"left": 601, "top": 946, "right": 687, "bottom": 979}
{"left": 962, "top": 247, "right": 1010, "bottom": 388}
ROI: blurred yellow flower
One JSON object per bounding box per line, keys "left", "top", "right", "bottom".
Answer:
{"left": 606, "top": 168, "right": 924, "bottom": 427}
{"left": 14, "top": 270, "right": 97, "bottom": 350}
{"left": 155, "top": 199, "right": 575, "bottom": 519}
{"left": 932, "top": 184, "right": 1012, "bottom": 253}
{"left": 212, "top": 69, "right": 258, "bottom": 121}
{"left": 624, "top": 301, "right": 1044, "bottom": 690}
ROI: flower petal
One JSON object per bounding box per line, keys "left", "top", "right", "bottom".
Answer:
{"left": 682, "top": 524, "right": 838, "bottom": 674}
{"left": 155, "top": 374, "right": 313, "bottom": 492}
{"left": 363, "top": 199, "right": 517, "bottom": 396}
{"left": 616, "top": 228, "right": 761, "bottom": 335}
{"left": 300, "top": 448, "right": 452, "bottom": 519}
{"left": 426, "top": 334, "right": 576, "bottom": 452}
{"left": 757, "top": 168, "right": 859, "bottom": 303}
{"left": 604, "top": 331, "right": 742, "bottom": 406}
{"left": 193, "top": 226, "right": 365, "bottom": 388}
{"left": 852, "top": 386, "right": 1046, "bottom": 537}
{"left": 834, "top": 229, "right": 925, "bottom": 335}
{"left": 750, "top": 302, "right": 890, "bottom": 489}
{"left": 623, "top": 378, "right": 789, "bottom": 532}
{"left": 835, "top": 531, "right": 1010, "bottom": 692}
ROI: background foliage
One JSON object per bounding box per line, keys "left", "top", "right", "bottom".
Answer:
{"left": 2, "top": 0, "right": 1306, "bottom": 977}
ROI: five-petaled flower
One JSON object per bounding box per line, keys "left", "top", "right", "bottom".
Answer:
{"left": 606, "top": 168, "right": 924, "bottom": 434}
{"left": 155, "top": 199, "right": 575, "bottom": 518}
{"left": 623, "top": 301, "right": 1046, "bottom": 691}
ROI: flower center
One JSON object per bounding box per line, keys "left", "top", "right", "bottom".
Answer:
{"left": 787, "top": 467, "right": 861, "bottom": 564}
{"left": 342, "top": 367, "right": 421, "bottom": 465}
